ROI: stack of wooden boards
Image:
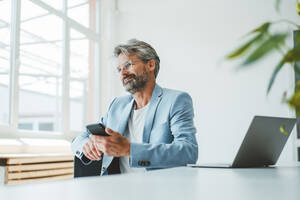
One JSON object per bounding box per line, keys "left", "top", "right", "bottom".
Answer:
{"left": 0, "top": 153, "right": 74, "bottom": 185}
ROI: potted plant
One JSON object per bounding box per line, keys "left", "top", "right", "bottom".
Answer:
{"left": 226, "top": 0, "right": 300, "bottom": 116}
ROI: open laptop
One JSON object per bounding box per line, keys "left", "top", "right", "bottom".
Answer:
{"left": 189, "top": 116, "right": 297, "bottom": 168}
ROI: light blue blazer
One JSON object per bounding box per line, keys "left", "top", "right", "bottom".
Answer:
{"left": 71, "top": 84, "right": 198, "bottom": 175}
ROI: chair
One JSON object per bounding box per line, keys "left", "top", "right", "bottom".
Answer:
{"left": 74, "top": 155, "right": 120, "bottom": 178}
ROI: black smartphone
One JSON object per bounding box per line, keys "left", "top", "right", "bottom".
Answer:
{"left": 86, "top": 123, "right": 109, "bottom": 136}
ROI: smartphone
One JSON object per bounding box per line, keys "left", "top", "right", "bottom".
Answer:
{"left": 86, "top": 123, "right": 109, "bottom": 136}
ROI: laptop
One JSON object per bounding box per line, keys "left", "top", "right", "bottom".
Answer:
{"left": 189, "top": 116, "right": 297, "bottom": 168}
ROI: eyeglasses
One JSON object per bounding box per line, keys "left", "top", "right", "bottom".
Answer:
{"left": 116, "top": 60, "right": 140, "bottom": 73}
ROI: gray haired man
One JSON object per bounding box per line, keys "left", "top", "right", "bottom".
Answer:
{"left": 71, "top": 39, "right": 198, "bottom": 175}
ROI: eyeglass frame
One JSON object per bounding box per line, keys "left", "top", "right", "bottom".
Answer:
{"left": 116, "top": 60, "right": 144, "bottom": 73}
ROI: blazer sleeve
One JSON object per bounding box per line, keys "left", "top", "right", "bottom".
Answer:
{"left": 129, "top": 92, "right": 198, "bottom": 168}
{"left": 71, "top": 98, "right": 116, "bottom": 163}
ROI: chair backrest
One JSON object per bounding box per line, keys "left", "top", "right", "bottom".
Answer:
{"left": 73, "top": 156, "right": 121, "bottom": 178}
{"left": 107, "top": 157, "right": 121, "bottom": 175}
{"left": 74, "top": 156, "right": 102, "bottom": 178}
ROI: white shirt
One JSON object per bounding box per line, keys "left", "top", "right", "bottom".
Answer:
{"left": 119, "top": 103, "right": 149, "bottom": 174}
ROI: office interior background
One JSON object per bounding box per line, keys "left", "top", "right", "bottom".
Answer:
{"left": 0, "top": 0, "right": 299, "bottom": 184}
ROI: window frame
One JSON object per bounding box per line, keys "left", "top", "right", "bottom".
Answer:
{"left": 0, "top": 0, "right": 101, "bottom": 140}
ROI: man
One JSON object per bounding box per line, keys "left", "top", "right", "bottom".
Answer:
{"left": 71, "top": 39, "right": 198, "bottom": 175}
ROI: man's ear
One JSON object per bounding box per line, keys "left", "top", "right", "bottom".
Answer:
{"left": 147, "top": 59, "right": 156, "bottom": 72}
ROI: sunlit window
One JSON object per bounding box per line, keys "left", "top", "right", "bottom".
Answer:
{"left": 41, "top": 0, "right": 62, "bottom": 10}
{"left": 70, "top": 29, "right": 90, "bottom": 131}
{"left": 19, "top": 0, "right": 63, "bottom": 131}
{"left": 0, "top": 0, "right": 99, "bottom": 136}
{"left": 68, "top": 0, "right": 89, "bottom": 28}
{"left": 0, "top": 0, "right": 11, "bottom": 125}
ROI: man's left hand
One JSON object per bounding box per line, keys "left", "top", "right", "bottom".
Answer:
{"left": 89, "top": 128, "right": 130, "bottom": 157}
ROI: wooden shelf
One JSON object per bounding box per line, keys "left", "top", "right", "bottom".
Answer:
{"left": 7, "top": 162, "right": 73, "bottom": 172}
{"left": 6, "top": 174, "right": 73, "bottom": 185}
{"left": 0, "top": 153, "right": 74, "bottom": 185}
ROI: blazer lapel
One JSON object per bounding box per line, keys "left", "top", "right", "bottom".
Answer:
{"left": 142, "top": 84, "right": 163, "bottom": 143}
{"left": 117, "top": 98, "right": 135, "bottom": 135}
{"left": 102, "top": 98, "right": 134, "bottom": 175}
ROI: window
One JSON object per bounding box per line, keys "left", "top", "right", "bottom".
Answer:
{"left": 0, "top": 0, "right": 11, "bottom": 125}
{"left": 0, "top": 0, "right": 100, "bottom": 138}
{"left": 68, "top": 0, "right": 89, "bottom": 28}
{"left": 39, "top": 0, "right": 62, "bottom": 10}
{"left": 69, "top": 29, "right": 90, "bottom": 131}
{"left": 38, "top": 122, "right": 54, "bottom": 131}
{"left": 18, "top": 123, "right": 33, "bottom": 130}
{"left": 19, "top": 0, "right": 63, "bottom": 131}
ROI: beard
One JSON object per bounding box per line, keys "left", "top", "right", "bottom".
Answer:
{"left": 122, "top": 69, "right": 149, "bottom": 94}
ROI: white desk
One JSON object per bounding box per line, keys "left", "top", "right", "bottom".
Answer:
{"left": 0, "top": 166, "right": 299, "bottom": 200}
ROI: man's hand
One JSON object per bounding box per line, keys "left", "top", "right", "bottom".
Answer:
{"left": 89, "top": 128, "right": 130, "bottom": 157}
{"left": 82, "top": 138, "right": 103, "bottom": 161}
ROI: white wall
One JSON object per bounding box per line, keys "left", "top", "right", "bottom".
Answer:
{"left": 100, "top": 0, "right": 298, "bottom": 163}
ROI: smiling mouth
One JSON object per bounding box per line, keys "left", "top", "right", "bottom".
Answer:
{"left": 123, "top": 75, "right": 135, "bottom": 83}
{"left": 123, "top": 77, "right": 132, "bottom": 83}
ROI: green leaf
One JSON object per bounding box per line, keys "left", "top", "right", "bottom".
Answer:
{"left": 288, "top": 90, "right": 300, "bottom": 107}
{"left": 242, "top": 33, "right": 287, "bottom": 66}
{"left": 297, "top": 33, "right": 300, "bottom": 44}
{"left": 267, "top": 59, "right": 285, "bottom": 94}
{"left": 294, "top": 64, "right": 300, "bottom": 77}
{"left": 275, "top": 0, "right": 281, "bottom": 12}
{"left": 295, "top": 80, "right": 300, "bottom": 91}
{"left": 280, "top": 125, "right": 289, "bottom": 136}
{"left": 226, "top": 33, "right": 264, "bottom": 59}
{"left": 297, "top": 1, "right": 300, "bottom": 16}
{"left": 227, "top": 22, "right": 271, "bottom": 60}
{"left": 284, "top": 46, "right": 300, "bottom": 63}
{"left": 246, "top": 22, "right": 271, "bottom": 36}
{"left": 267, "top": 46, "right": 300, "bottom": 94}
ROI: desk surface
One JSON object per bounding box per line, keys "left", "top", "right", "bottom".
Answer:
{"left": 0, "top": 166, "right": 299, "bottom": 200}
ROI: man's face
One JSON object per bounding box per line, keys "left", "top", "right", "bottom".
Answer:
{"left": 117, "top": 54, "right": 150, "bottom": 94}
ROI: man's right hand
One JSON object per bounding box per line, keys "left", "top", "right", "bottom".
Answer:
{"left": 82, "top": 138, "right": 103, "bottom": 161}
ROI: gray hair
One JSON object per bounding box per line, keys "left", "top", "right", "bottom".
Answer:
{"left": 114, "top": 39, "right": 160, "bottom": 78}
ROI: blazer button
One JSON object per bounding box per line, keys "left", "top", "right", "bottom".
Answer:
{"left": 102, "top": 167, "right": 106, "bottom": 171}
{"left": 144, "top": 161, "right": 150, "bottom": 166}
{"left": 138, "top": 161, "right": 150, "bottom": 166}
